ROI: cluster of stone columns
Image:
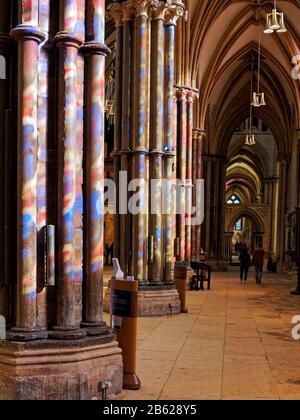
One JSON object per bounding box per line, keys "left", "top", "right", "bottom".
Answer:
{"left": 110, "top": 0, "right": 185, "bottom": 285}
{"left": 0, "top": 2, "right": 13, "bottom": 322}
{"left": 191, "top": 128, "right": 205, "bottom": 261}
{"left": 263, "top": 176, "right": 279, "bottom": 254}
{"left": 6, "top": 0, "right": 110, "bottom": 341}
{"left": 277, "top": 156, "right": 289, "bottom": 271}
{"left": 173, "top": 87, "right": 199, "bottom": 265}
{"left": 9, "top": 1, "right": 47, "bottom": 340}
{"left": 203, "top": 154, "right": 228, "bottom": 270}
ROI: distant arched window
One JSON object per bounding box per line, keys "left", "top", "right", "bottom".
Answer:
{"left": 227, "top": 195, "right": 241, "bottom": 205}
{"left": 234, "top": 219, "right": 243, "bottom": 231}
{"left": 0, "top": 55, "right": 6, "bottom": 80}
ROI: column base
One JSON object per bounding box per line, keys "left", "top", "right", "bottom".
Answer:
{"left": 81, "top": 322, "right": 113, "bottom": 338}
{"left": 7, "top": 328, "right": 48, "bottom": 342}
{"left": 104, "top": 283, "right": 181, "bottom": 317}
{"left": 0, "top": 337, "right": 123, "bottom": 400}
{"left": 48, "top": 326, "right": 87, "bottom": 341}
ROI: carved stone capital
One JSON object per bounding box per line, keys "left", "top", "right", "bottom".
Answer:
{"left": 108, "top": 0, "right": 159, "bottom": 22}
{"left": 164, "top": 0, "right": 185, "bottom": 26}
{"left": 132, "top": 0, "right": 159, "bottom": 18}
{"left": 186, "top": 89, "right": 199, "bottom": 103}
{"left": 175, "top": 88, "right": 188, "bottom": 101}
{"left": 107, "top": 4, "right": 125, "bottom": 25}
{"left": 192, "top": 128, "right": 205, "bottom": 141}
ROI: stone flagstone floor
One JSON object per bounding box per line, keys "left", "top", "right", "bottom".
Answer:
{"left": 113, "top": 269, "right": 300, "bottom": 400}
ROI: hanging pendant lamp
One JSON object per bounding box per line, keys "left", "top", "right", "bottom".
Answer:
{"left": 264, "top": 0, "right": 288, "bottom": 34}
{"left": 252, "top": 28, "right": 266, "bottom": 108}
{"left": 245, "top": 60, "right": 256, "bottom": 146}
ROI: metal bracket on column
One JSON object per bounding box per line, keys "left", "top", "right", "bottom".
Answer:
{"left": 38, "top": 225, "right": 55, "bottom": 287}
{"left": 148, "top": 235, "right": 154, "bottom": 264}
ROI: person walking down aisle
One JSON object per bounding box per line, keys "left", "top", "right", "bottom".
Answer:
{"left": 239, "top": 245, "right": 251, "bottom": 284}
{"left": 253, "top": 242, "right": 265, "bottom": 284}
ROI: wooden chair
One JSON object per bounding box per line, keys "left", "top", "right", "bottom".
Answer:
{"left": 190, "top": 262, "right": 212, "bottom": 291}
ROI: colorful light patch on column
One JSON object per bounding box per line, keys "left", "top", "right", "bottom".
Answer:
{"left": 19, "top": 38, "right": 40, "bottom": 327}
{"left": 93, "top": 0, "right": 105, "bottom": 43}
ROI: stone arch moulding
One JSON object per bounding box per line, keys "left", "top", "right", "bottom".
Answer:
{"left": 226, "top": 206, "right": 266, "bottom": 235}
{"left": 0, "top": 55, "right": 6, "bottom": 79}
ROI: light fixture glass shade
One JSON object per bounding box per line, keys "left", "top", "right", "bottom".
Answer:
{"left": 264, "top": 14, "right": 274, "bottom": 33}
{"left": 252, "top": 93, "right": 266, "bottom": 107}
{"left": 245, "top": 134, "right": 256, "bottom": 146}
{"left": 253, "top": 94, "right": 258, "bottom": 107}
{"left": 270, "top": 9, "right": 280, "bottom": 30}
{"left": 260, "top": 92, "right": 266, "bottom": 106}
{"left": 277, "top": 13, "right": 287, "bottom": 33}
{"left": 252, "top": 93, "right": 260, "bottom": 107}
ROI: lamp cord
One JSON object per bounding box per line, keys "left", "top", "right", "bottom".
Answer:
{"left": 250, "top": 59, "right": 254, "bottom": 136}
{"left": 257, "top": 27, "right": 262, "bottom": 94}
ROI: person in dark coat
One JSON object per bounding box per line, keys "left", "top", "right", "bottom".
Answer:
{"left": 253, "top": 242, "right": 265, "bottom": 284}
{"left": 239, "top": 245, "right": 251, "bottom": 284}
{"left": 235, "top": 240, "right": 242, "bottom": 255}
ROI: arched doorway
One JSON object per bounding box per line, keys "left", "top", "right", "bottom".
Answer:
{"left": 225, "top": 209, "right": 265, "bottom": 265}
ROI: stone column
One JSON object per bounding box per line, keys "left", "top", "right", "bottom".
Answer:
{"left": 277, "top": 157, "right": 288, "bottom": 271}
{"left": 224, "top": 232, "right": 233, "bottom": 263}
{"left": 51, "top": 1, "right": 85, "bottom": 339}
{"left": 81, "top": 0, "right": 111, "bottom": 332}
{"left": 120, "top": 8, "right": 132, "bottom": 277}
{"left": 163, "top": 4, "right": 184, "bottom": 282}
{"left": 196, "top": 131, "right": 205, "bottom": 258}
{"left": 36, "top": 0, "right": 51, "bottom": 332}
{"left": 176, "top": 88, "right": 187, "bottom": 262}
{"left": 205, "top": 155, "right": 227, "bottom": 270}
{"left": 270, "top": 177, "right": 279, "bottom": 255}
{"left": 171, "top": 92, "right": 179, "bottom": 258}
{"left": 296, "top": 133, "right": 300, "bottom": 206}
{"left": 111, "top": 14, "right": 123, "bottom": 262}
{"left": 218, "top": 158, "right": 227, "bottom": 260}
{"left": 191, "top": 128, "right": 205, "bottom": 260}
{"left": 205, "top": 156, "right": 213, "bottom": 258}
{"left": 263, "top": 179, "right": 270, "bottom": 205}
{"left": 131, "top": 2, "right": 151, "bottom": 284}
{"left": 9, "top": 4, "right": 47, "bottom": 340}
{"left": 0, "top": 4, "right": 12, "bottom": 322}
{"left": 163, "top": 14, "right": 176, "bottom": 283}
{"left": 211, "top": 157, "right": 220, "bottom": 260}
{"left": 191, "top": 130, "right": 198, "bottom": 261}
{"left": 149, "top": 4, "right": 165, "bottom": 283}
{"left": 185, "top": 91, "right": 195, "bottom": 264}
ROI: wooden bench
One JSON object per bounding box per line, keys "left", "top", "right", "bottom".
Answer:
{"left": 190, "top": 262, "right": 211, "bottom": 291}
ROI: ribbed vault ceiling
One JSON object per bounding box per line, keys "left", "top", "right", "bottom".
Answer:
{"left": 189, "top": 0, "right": 300, "bottom": 155}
